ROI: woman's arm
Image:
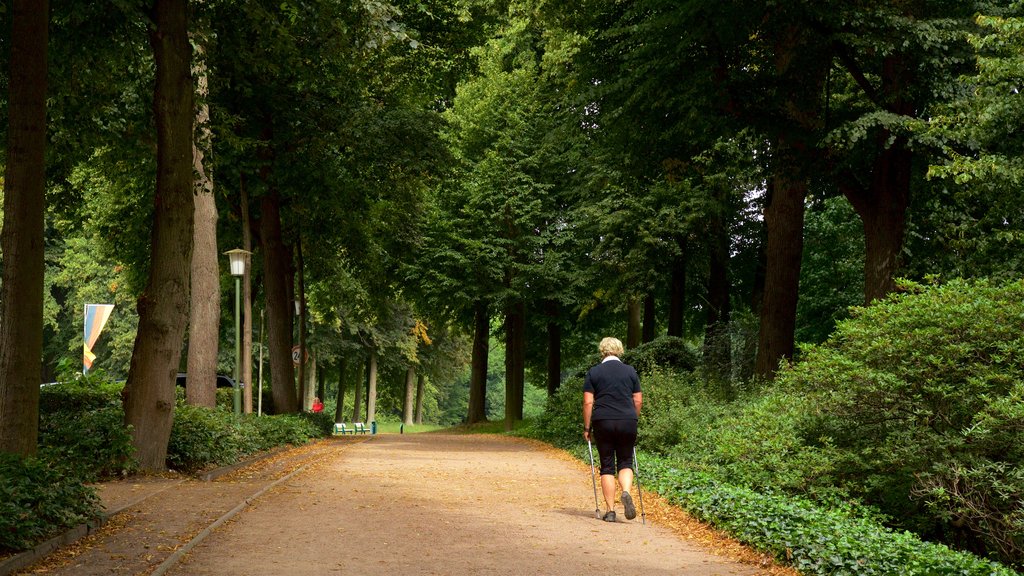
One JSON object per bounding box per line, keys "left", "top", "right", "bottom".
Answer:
{"left": 633, "top": 392, "right": 643, "bottom": 418}
{"left": 583, "top": 391, "right": 595, "bottom": 440}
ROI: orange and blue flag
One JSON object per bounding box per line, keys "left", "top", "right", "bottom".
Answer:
{"left": 83, "top": 304, "right": 114, "bottom": 373}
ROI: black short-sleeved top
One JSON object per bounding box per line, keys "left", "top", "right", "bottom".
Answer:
{"left": 583, "top": 358, "right": 641, "bottom": 422}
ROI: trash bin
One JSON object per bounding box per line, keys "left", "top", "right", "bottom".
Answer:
{"left": 371, "top": 421, "right": 377, "bottom": 435}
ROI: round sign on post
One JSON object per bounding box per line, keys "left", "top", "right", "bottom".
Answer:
{"left": 291, "top": 345, "right": 302, "bottom": 366}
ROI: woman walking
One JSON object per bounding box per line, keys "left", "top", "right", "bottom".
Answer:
{"left": 583, "top": 337, "right": 642, "bottom": 522}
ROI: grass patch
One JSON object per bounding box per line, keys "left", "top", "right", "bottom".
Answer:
{"left": 374, "top": 422, "right": 447, "bottom": 434}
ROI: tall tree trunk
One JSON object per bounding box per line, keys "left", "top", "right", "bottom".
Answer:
{"left": 295, "top": 238, "right": 307, "bottom": 410}
{"left": 317, "top": 362, "right": 326, "bottom": 402}
{"left": 838, "top": 56, "right": 915, "bottom": 304}
{"left": 122, "top": 0, "right": 194, "bottom": 470}
{"left": 754, "top": 159, "right": 807, "bottom": 379}
{"left": 667, "top": 236, "right": 687, "bottom": 338}
{"left": 626, "top": 298, "right": 641, "bottom": 349}
{"left": 513, "top": 302, "right": 525, "bottom": 421}
{"left": 366, "top": 348, "right": 378, "bottom": 424}
{"left": 304, "top": 356, "right": 316, "bottom": 411}
{"left": 504, "top": 301, "right": 525, "bottom": 430}
{"left": 414, "top": 373, "right": 425, "bottom": 424}
{"left": 0, "top": 0, "right": 48, "bottom": 457}
{"left": 259, "top": 188, "right": 298, "bottom": 413}
{"left": 240, "top": 176, "right": 254, "bottom": 413}
{"left": 466, "top": 301, "right": 489, "bottom": 424}
{"left": 642, "top": 294, "right": 656, "bottom": 343}
{"left": 185, "top": 38, "right": 218, "bottom": 408}
{"left": 352, "top": 357, "right": 363, "bottom": 423}
{"left": 545, "top": 300, "right": 561, "bottom": 396}
{"left": 842, "top": 55, "right": 914, "bottom": 304}
{"left": 846, "top": 146, "right": 910, "bottom": 303}
{"left": 752, "top": 22, "right": 827, "bottom": 380}
{"left": 403, "top": 365, "right": 415, "bottom": 425}
{"left": 334, "top": 357, "right": 347, "bottom": 423}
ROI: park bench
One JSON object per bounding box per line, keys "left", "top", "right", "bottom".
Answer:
{"left": 333, "top": 422, "right": 371, "bottom": 435}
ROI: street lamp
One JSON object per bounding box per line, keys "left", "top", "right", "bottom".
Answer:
{"left": 225, "top": 249, "right": 250, "bottom": 415}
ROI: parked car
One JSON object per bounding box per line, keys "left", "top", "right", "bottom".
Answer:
{"left": 175, "top": 372, "right": 238, "bottom": 389}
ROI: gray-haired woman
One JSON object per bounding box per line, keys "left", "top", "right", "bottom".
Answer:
{"left": 582, "top": 337, "right": 642, "bottom": 522}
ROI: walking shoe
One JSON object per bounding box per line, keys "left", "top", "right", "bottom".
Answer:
{"left": 622, "top": 491, "right": 636, "bottom": 520}
{"left": 602, "top": 510, "right": 616, "bottom": 523}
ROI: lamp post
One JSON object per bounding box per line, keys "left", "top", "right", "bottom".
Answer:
{"left": 225, "top": 249, "right": 250, "bottom": 415}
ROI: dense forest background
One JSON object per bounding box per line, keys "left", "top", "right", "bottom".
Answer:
{"left": 1, "top": 0, "right": 1023, "bottom": 569}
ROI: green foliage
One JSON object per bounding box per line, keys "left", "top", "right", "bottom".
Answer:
{"left": 0, "top": 454, "right": 101, "bottom": 553}
{"left": 665, "top": 389, "right": 845, "bottom": 502}
{"left": 526, "top": 367, "right": 1020, "bottom": 573}
{"left": 796, "top": 197, "right": 864, "bottom": 344}
{"left": 525, "top": 364, "right": 704, "bottom": 456}
{"left": 524, "top": 381, "right": 580, "bottom": 449}
{"left": 167, "top": 408, "right": 328, "bottom": 474}
{"left": 166, "top": 406, "right": 257, "bottom": 473}
{"left": 779, "top": 278, "right": 1024, "bottom": 564}
{"left": 643, "top": 456, "right": 1019, "bottom": 576}
{"left": 38, "top": 374, "right": 137, "bottom": 481}
{"left": 621, "top": 336, "right": 698, "bottom": 375}
{"left": 634, "top": 368, "right": 705, "bottom": 454}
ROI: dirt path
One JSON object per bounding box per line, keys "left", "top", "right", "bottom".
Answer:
{"left": 15, "top": 434, "right": 794, "bottom": 576}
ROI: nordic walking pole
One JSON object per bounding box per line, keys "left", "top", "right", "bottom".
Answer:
{"left": 633, "top": 446, "right": 646, "bottom": 525}
{"left": 587, "top": 438, "right": 601, "bottom": 519}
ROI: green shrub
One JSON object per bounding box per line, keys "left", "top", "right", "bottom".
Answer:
{"left": 0, "top": 454, "right": 101, "bottom": 553}
{"left": 166, "top": 406, "right": 256, "bottom": 473}
{"left": 298, "top": 411, "right": 337, "bottom": 437}
{"left": 523, "top": 381, "right": 581, "bottom": 449}
{"left": 779, "top": 278, "right": 1024, "bottom": 564}
{"left": 666, "top": 389, "right": 844, "bottom": 502}
{"left": 166, "top": 405, "right": 332, "bottom": 473}
{"left": 248, "top": 413, "right": 326, "bottom": 448}
{"left": 38, "top": 378, "right": 137, "bottom": 481}
{"left": 644, "top": 455, "right": 1019, "bottom": 576}
{"left": 635, "top": 368, "right": 707, "bottom": 454}
{"left": 622, "top": 336, "right": 699, "bottom": 375}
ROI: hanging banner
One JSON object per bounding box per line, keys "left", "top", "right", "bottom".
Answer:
{"left": 83, "top": 304, "right": 115, "bottom": 373}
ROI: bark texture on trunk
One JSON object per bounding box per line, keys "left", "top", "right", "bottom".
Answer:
{"left": 0, "top": 0, "right": 48, "bottom": 456}
{"left": 123, "top": 0, "right": 194, "bottom": 470}
{"left": 366, "top": 348, "right": 378, "bottom": 424}
{"left": 296, "top": 238, "right": 308, "bottom": 410}
{"left": 849, "top": 146, "right": 910, "bottom": 303}
{"left": 402, "top": 365, "right": 415, "bottom": 425}
{"left": 352, "top": 358, "right": 363, "bottom": 423}
{"left": 754, "top": 164, "right": 806, "bottom": 379}
{"left": 334, "top": 358, "right": 347, "bottom": 423}
{"left": 185, "top": 41, "right": 218, "bottom": 408}
{"left": 414, "top": 373, "right": 425, "bottom": 424}
{"left": 466, "top": 301, "right": 489, "bottom": 424}
{"left": 642, "top": 294, "right": 656, "bottom": 343}
{"left": 504, "top": 301, "right": 525, "bottom": 431}
{"left": 838, "top": 55, "right": 915, "bottom": 304}
{"left": 259, "top": 189, "right": 298, "bottom": 413}
{"left": 240, "top": 178, "right": 253, "bottom": 413}
{"left": 752, "top": 21, "right": 827, "bottom": 380}
{"left": 304, "top": 356, "right": 316, "bottom": 411}
{"left": 626, "top": 298, "right": 642, "bottom": 349}
{"left": 317, "top": 364, "right": 326, "bottom": 402}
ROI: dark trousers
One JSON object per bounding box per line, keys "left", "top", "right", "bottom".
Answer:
{"left": 593, "top": 419, "right": 637, "bottom": 475}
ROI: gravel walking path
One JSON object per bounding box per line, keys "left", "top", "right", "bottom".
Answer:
{"left": 13, "top": 434, "right": 795, "bottom": 576}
